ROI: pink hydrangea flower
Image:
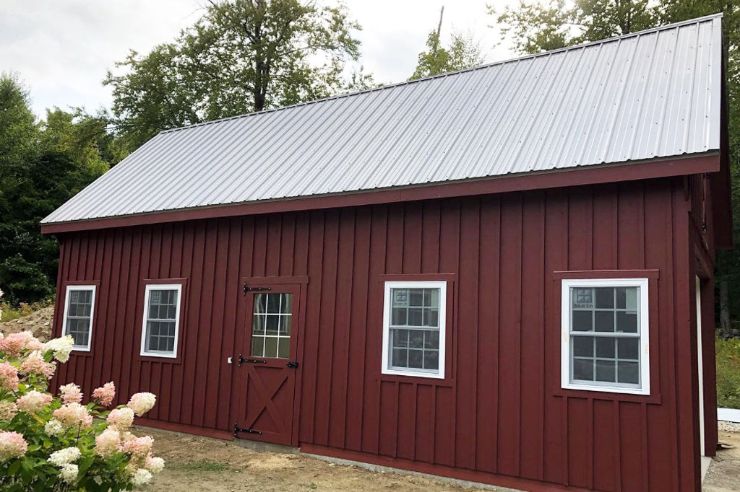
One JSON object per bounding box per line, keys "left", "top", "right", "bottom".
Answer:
{"left": 52, "top": 403, "right": 93, "bottom": 428}
{"left": 107, "top": 407, "right": 134, "bottom": 430}
{"left": 17, "top": 391, "right": 53, "bottom": 413}
{"left": 0, "top": 363, "right": 19, "bottom": 391}
{"left": 95, "top": 428, "right": 122, "bottom": 458}
{"left": 0, "top": 431, "right": 28, "bottom": 462}
{"left": 0, "top": 332, "right": 34, "bottom": 356}
{"left": 92, "top": 382, "right": 115, "bottom": 407}
{"left": 121, "top": 435, "right": 154, "bottom": 458}
{"left": 26, "top": 338, "right": 45, "bottom": 352}
{"left": 127, "top": 392, "right": 156, "bottom": 417}
{"left": 20, "top": 351, "right": 56, "bottom": 379}
{"left": 0, "top": 402, "right": 18, "bottom": 422}
{"left": 59, "top": 383, "right": 83, "bottom": 404}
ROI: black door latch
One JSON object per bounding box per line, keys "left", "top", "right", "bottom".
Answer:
{"left": 286, "top": 361, "right": 299, "bottom": 368}
{"left": 237, "top": 354, "right": 266, "bottom": 366}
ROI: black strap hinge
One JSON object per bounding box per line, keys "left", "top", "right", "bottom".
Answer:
{"left": 233, "top": 424, "right": 262, "bottom": 437}
{"left": 243, "top": 283, "right": 272, "bottom": 295}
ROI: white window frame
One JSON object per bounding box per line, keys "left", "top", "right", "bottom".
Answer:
{"left": 61, "top": 284, "right": 97, "bottom": 352}
{"left": 140, "top": 283, "right": 182, "bottom": 359}
{"left": 561, "top": 278, "right": 650, "bottom": 395}
{"left": 381, "top": 280, "right": 447, "bottom": 379}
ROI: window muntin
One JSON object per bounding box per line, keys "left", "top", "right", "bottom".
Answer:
{"left": 251, "top": 293, "right": 292, "bottom": 359}
{"left": 140, "top": 284, "right": 182, "bottom": 358}
{"left": 62, "top": 285, "right": 96, "bottom": 351}
{"left": 561, "top": 278, "right": 650, "bottom": 395}
{"left": 382, "top": 281, "right": 446, "bottom": 379}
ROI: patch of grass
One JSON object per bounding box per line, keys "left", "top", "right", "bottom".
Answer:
{"left": 717, "top": 337, "right": 740, "bottom": 409}
{"left": 170, "top": 459, "right": 232, "bottom": 473}
{"left": 0, "top": 303, "right": 28, "bottom": 322}
{"left": 0, "top": 300, "right": 52, "bottom": 322}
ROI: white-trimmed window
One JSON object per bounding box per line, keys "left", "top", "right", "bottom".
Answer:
{"left": 382, "top": 281, "right": 446, "bottom": 379}
{"left": 561, "top": 278, "right": 650, "bottom": 395}
{"left": 61, "top": 285, "right": 96, "bottom": 351}
{"left": 140, "top": 284, "right": 182, "bottom": 358}
{"left": 251, "top": 293, "right": 293, "bottom": 359}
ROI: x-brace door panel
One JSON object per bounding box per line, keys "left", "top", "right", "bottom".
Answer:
{"left": 232, "top": 281, "right": 302, "bottom": 446}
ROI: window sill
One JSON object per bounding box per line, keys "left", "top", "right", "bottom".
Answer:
{"left": 137, "top": 354, "right": 183, "bottom": 365}
{"left": 563, "top": 381, "right": 648, "bottom": 396}
{"left": 553, "top": 385, "right": 662, "bottom": 404}
{"left": 379, "top": 373, "right": 454, "bottom": 387}
{"left": 69, "top": 349, "right": 93, "bottom": 358}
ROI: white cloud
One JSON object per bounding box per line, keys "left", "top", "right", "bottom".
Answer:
{"left": 0, "top": 0, "right": 518, "bottom": 117}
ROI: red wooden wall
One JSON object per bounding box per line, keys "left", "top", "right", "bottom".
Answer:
{"left": 52, "top": 176, "right": 711, "bottom": 491}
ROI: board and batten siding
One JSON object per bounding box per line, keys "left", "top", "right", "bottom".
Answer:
{"left": 52, "top": 177, "right": 704, "bottom": 491}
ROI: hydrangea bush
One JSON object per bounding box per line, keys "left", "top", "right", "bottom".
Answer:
{"left": 0, "top": 331, "right": 164, "bottom": 490}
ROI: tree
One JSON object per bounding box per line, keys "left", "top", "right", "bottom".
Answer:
{"left": 493, "top": 0, "right": 656, "bottom": 54}
{"left": 0, "top": 152, "right": 103, "bottom": 304}
{"left": 40, "top": 109, "right": 128, "bottom": 173}
{"left": 410, "top": 31, "right": 484, "bottom": 80}
{"left": 0, "top": 75, "right": 37, "bottom": 177}
{"left": 495, "top": 0, "right": 574, "bottom": 54}
{"left": 105, "top": 0, "right": 364, "bottom": 149}
{"left": 0, "top": 76, "right": 114, "bottom": 305}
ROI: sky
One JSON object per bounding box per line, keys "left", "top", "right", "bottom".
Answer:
{"left": 0, "top": 0, "right": 518, "bottom": 118}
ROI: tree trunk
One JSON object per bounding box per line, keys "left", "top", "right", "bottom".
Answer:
{"left": 720, "top": 279, "right": 731, "bottom": 337}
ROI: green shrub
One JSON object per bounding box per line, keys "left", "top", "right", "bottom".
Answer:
{"left": 717, "top": 337, "right": 740, "bottom": 409}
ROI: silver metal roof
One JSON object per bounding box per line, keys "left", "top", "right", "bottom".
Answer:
{"left": 44, "top": 14, "right": 722, "bottom": 225}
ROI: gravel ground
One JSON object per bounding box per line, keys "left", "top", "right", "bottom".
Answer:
{"left": 705, "top": 429, "right": 740, "bottom": 491}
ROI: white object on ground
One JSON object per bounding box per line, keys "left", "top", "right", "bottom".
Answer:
{"left": 718, "top": 408, "right": 740, "bottom": 423}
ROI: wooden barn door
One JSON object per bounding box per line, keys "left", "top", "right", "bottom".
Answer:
{"left": 232, "top": 279, "right": 303, "bottom": 446}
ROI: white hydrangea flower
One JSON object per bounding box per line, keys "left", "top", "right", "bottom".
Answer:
{"left": 127, "top": 393, "right": 156, "bottom": 417}
{"left": 93, "top": 476, "right": 103, "bottom": 485}
{"left": 145, "top": 455, "right": 165, "bottom": 473}
{"left": 59, "top": 463, "right": 78, "bottom": 484}
{"left": 49, "top": 447, "right": 81, "bottom": 466}
{"left": 44, "top": 336, "right": 74, "bottom": 363}
{"left": 44, "top": 419, "right": 64, "bottom": 436}
{"left": 131, "top": 468, "right": 153, "bottom": 486}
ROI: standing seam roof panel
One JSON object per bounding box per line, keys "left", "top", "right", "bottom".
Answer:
{"left": 43, "top": 14, "right": 724, "bottom": 225}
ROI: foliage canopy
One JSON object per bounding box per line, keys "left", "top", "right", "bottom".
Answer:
{"left": 410, "top": 30, "right": 484, "bottom": 80}
{"left": 0, "top": 75, "right": 119, "bottom": 305}
{"left": 105, "top": 0, "right": 369, "bottom": 149}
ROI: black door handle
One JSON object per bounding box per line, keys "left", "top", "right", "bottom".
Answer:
{"left": 287, "top": 361, "right": 299, "bottom": 368}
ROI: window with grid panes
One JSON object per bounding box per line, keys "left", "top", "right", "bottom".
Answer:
{"left": 62, "top": 286, "right": 96, "bottom": 350}
{"left": 382, "top": 281, "right": 446, "bottom": 378}
{"left": 141, "top": 285, "right": 181, "bottom": 357}
{"left": 561, "top": 278, "right": 650, "bottom": 395}
{"left": 251, "top": 293, "right": 292, "bottom": 359}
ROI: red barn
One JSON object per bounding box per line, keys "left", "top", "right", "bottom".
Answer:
{"left": 42, "top": 15, "right": 730, "bottom": 491}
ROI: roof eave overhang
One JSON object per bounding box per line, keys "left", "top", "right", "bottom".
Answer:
{"left": 41, "top": 153, "right": 720, "bottom": 235}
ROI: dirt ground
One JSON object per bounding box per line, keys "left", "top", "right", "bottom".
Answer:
{"left": 146, "top": 425, "right": 740, "bottom": 492}
{"left": 142, "top": 426, "right": 491, "bottom": 492}
{"left": 705, "top": 426, "right": 740, "bottom": 492}
{"left": 0, "top": 305, "right": 54, "bottom": 340}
